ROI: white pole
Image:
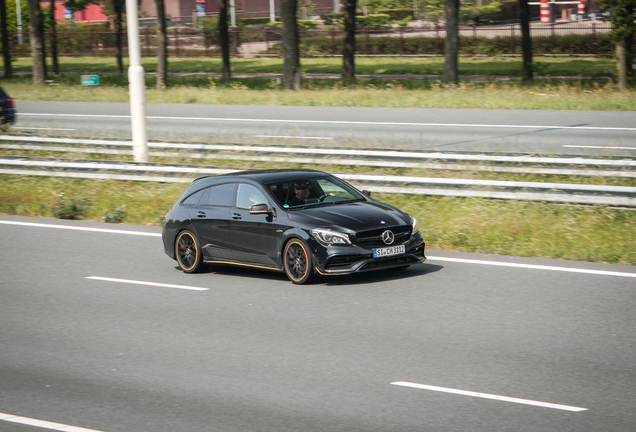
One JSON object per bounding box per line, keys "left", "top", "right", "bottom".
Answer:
{"left": 125, "top": 0, "right": 148, "bottom": 163}
{"left": 230, "top": 0, "right": 236, "bottom": 27}
{"left": 333, "top": 0, "right": 339, "bottom": 13}
{"left": 16, "top": 0, "right": 22, "bottom": 44}
{"left": 269, "top": 0, "right": 275, "bottom": 22}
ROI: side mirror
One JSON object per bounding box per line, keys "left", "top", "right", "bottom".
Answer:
{"left": 362, "top": 190, "right": 372, "bottom": 198}
{"left": 250, "top": 203, "right": 271, "bottom": 215}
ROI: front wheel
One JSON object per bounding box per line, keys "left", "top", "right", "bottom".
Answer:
{"left": 175, "top": 230, "right": 203, "bottom": 273}
{"left": 283, "top": 239, "right": 314, "bottom": 284}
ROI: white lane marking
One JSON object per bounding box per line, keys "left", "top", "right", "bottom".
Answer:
{"left": 19, "top": 113, "right": 636, "bottom": 131}
{"left": 563, "top": 145, "right": 636, "bottom": 150}
{"left": 427, "top": 256, "right": 636, "bottom": 278}
{"left": 254, "top": 135, "right": 334, "bottom": 140}
{"left": 2, "top": 220, "right": 635, "bottom": 279}
{"left": 11, "top": 126, "right": 76, "bottom": 131}
{"left": 391, "top": 382, "right": 588, "bottom": 412}
{"left": 0, "top": 220, "right": 161, "bottom": 237}
{"left": 0, "top": 412, "right": 104, "bottom": 432}
{"left": 86, "top": 276, "right": 209, "bottom": 291}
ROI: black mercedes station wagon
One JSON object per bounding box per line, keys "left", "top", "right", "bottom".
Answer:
{"left": 162, "top": 169, "right": 426, "bottom": 284}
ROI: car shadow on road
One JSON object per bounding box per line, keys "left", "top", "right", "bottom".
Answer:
{"left": 318, "top": 262, "right": 443, "bottom": 286}
{"left": 181, "top": 262, "right": 443, "bottom": 286}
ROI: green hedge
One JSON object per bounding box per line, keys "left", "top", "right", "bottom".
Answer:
{"left": 267, "top": 33, "right": 614, "bottom": 56}
{"left": 242, "top": 17, "right": 279, "bottom": 25}
{"left": 356, "top": 14, "right": 392, "bottom": 28}
{"left": 376, "top": 8, "right": 414, "bottom": 20}
{"left": 321, "top": 8, "right": 414, "bottom": 25}
{"left": 321, "top": 13, "right": 346, "bottom": 25}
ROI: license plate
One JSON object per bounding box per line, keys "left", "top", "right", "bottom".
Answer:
{"left": 373, "top": 245, "right": 405, "bottom": 258}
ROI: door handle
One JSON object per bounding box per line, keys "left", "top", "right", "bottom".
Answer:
{"left": 232, "top": 213, "right": 242, "bottom": 220}
{"left": 197, "top": 211, "right": 206, "bottom": 218}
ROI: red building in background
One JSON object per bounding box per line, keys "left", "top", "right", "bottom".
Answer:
{"left": 139, "top": 0, "right": 336, "bottom": 21}
{"left": 43, "top": 0, "right": 336, "bottom": 24}
{"left": 43, "top": 1, "right": 109, "bottom": 23}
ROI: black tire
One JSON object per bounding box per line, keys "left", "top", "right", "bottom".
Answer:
{"left": 283, "top": 239, "right": 314, "bottom": 284}
{"left": 175, "top": 230, "right": 203, "bottom": 273}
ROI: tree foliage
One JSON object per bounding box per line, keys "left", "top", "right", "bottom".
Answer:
{"left": 598, "top": 0, "right": 635, "bottom": 87}
{"left": 598, "top": 0, "right": 636, "bottom": 41}
{"left": 3, "top": 0, "right": 29, "bottom": 30}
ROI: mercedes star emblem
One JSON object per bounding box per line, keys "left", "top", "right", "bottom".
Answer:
{"left": 381, "top": 230, "right": 395, "bottom": 245}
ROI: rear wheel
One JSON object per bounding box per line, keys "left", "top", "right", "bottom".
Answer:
{"left": 284, "top": 239, "right": 314, "bottom": 284}
{"left": 175, "top": 230, "right": 203, "bottom": 273}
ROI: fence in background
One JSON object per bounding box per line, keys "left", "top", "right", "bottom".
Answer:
{"left": 1, "top": 21, "right": 620, "bottom": 59}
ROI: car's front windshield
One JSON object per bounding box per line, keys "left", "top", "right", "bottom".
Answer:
{"left": 265, "top": 176, "right": 365, "bottom": 209}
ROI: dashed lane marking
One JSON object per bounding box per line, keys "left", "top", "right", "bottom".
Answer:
{"left": 86, "top": 276, "right": 209, "bottom": 291}
{"left": 0, "top": 412, "right": 105, "bottom": 432}
{"left": 391, "top": 382, "right": 588, "bottom": 412}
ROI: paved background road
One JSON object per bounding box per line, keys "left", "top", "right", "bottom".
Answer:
{"left": 14, "top": 101, "right": 636, "bottom": 156}
{"left": 1, "top": 215, "right": 635, "bottom": 432}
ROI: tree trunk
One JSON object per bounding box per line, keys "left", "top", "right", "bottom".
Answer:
{"left": 27, "top": 0, "right": 46, "bottom": 85}
{"left": 219, "top": 0, "right": 231, "bottom": 79}
{"left": 625, "top": 2, "right": 634, "bottom": 81}
{"left": 442, "top": 0, "right": 458, "bottom": 85}
{"left": 155, "top": 0, "right": 168, "bottom": 89}
{"left": 342, "top": 0, "right": 356, "bottom": 80}
{"left": 626, "top": 32, "right": 634, "bottom": 81}
{"left": 519, "top": 0, "right": 532, "bottom": 81}
{"left": 114, "top": 0, "right": 124, "bottom": 75}
{"left": 0, "top": 0, "right": 12, "bottom": 78}
{"left": 281, "top": 0, "right": 301, "bottom": 90}
{"left": 50, "top": 0, "right": 59, "bottom": 75}
{"left": 616, "top": 39, "right": 627, "bottom": 90}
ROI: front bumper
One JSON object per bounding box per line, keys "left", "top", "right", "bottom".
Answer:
{"left": 311, "top": 232, "right": 426, "bottom": 276}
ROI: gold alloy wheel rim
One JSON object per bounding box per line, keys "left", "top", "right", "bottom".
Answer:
{"left": 176, "top": 232, "right": 198, "bottom": 272}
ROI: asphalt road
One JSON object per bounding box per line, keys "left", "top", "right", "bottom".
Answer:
{"left": 1, "top": 215, "right": 635, "bottom": 432}
{"left": 13, "top": 101, "right": 636, "bottom": 156}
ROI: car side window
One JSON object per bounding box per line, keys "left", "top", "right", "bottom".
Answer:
{"left": 182, "top": 188, "right": 207, "bottom": 205}
{"left": 236, "top": 184, "right": 268, "bottom": 210}
{"left": 205, "top": 183, "right": 236, "bottom": 207}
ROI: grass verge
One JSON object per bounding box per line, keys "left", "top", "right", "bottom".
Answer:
{"left": 1, "top": 175, "right": 635, "bottom": 265}
{"left": 2, "top": 56, "right": 621, "bottom": 77}
{"left": 3, "top": 74, "right": 634, "bottom": 110}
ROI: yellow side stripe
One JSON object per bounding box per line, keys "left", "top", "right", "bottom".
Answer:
{"left": 314, "top": 267, "right": 351, "bottom": 276}
{"left": 206, "top": 260, "right": 280, "bottom": 271}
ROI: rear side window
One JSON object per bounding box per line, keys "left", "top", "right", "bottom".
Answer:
{"left": 205, "top": 183, "right": 236, "bottom": 207}
{"left": 182, "top": 188, "right": 207, "bottom": 205}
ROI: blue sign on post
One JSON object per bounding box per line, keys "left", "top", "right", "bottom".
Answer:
{"left": 81, "top": 75, "right": 99, "bottom": 86}
{"left": 196, "top": 4, "right": 205, "bottom": 16}
{"left": 64, "top": 8, "right": 73, "bottom": 19}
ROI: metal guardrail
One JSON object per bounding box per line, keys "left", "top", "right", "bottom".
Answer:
{"left": 1, "top": 155, "right": 634, "bottom": 207}
{"left": 1, "top": 135, "right": 635, "bottom": 178}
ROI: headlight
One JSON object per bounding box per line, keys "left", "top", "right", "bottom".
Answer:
{"left": 310, "top": 228, "right": 351, "bottom": 246}
{"left": 408, "top": 214, "right": 419, "bottom": 234}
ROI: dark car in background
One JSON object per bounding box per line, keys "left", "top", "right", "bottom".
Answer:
{"left": 162, "top": 169, "right": 426, "bottom": 284}
{"left": 0, "top": 86, "right": 16, "bottom": 125}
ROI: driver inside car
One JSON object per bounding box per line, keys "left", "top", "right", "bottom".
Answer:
{"left": 288, "top": 181, "right": 311, "bottom": 206}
